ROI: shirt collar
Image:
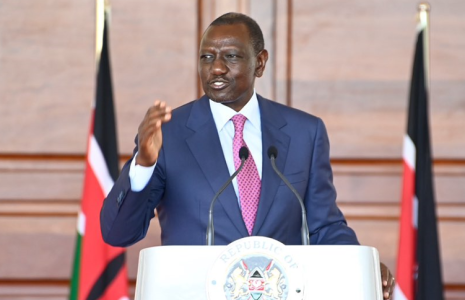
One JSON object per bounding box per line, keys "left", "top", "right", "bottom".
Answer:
{"left": 209, "top": 91, "right": 261, "bottom": 132}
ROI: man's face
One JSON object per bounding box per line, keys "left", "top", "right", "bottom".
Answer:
{"left": 198, "top": 23, "right": 267, "bottom": 111}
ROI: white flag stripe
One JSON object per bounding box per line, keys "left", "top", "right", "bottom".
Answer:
{"left": 403, "top": 135, "right": 416, "bottom": 171}
{"left": 393, "top": 285, "right": 408, "bottom": 300}
{"left": 77, "top": 211, "right": 86, "bottom": 235}
{"left": 89, "top": 135, "right": 115, "bottom": 196}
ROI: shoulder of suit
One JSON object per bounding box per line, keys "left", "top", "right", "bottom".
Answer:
{"left": 161, "top": 96, "right": 210, "bottom": 132}
{"left": 258, "top": 95, "right": 323, "bottom": 125}
{"left": 170, "top": 98, "right": 198, "bottom": 115}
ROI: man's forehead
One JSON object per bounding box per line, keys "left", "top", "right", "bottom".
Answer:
{"left": 202, "top": 23, "right": 249, "bottom": 40}
{"left": 200, "top": 23, "right": 251, "bottom": 49}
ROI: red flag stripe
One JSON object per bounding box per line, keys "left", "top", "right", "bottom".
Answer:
{"left": 394, "top": 134, "right": 417, "bottom": 300}
{"left": 78, "top": 131, "right": 127, "bottom": 300}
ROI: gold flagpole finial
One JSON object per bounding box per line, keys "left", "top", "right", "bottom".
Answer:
{"left": 417, "top": 3, "right": 430, "bottom": 30}
{"left": 96, "top": 0, "right": 104, "bottom": 61}
{"left": 417, "top": 2, "right": 431, "bottom": 90}
{"left": 418, "top": 2, "right": 430, "bottom": 12}
{"left": 96, "top": 0, "right": 111, "bottom": 62}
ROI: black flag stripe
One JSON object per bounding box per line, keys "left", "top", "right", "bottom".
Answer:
{"left": 410, "top": 30, "right": 444, "bottom": 300}
{"left": 86, "top": 252, "right": 126, "bottom": 300}
{"left": 93, "top": 18, "right": 119, "bottom": 182}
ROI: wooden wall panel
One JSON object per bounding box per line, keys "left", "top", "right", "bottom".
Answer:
{"left": 0, "top": 0, "right": 95, "bottom": 154}
{"left": 248, "top": 0, "right": 276, "bottom": 101}
{"left": 0, "top": 161, "right": 83, "bottom": 202}
{"left": 0, "top": 284, "right": 69, "bottom": 300}
{"left": 273, "top": 0, "right": 290, "bottom": 105}
{"left": 0, "top": 159, "right": 463, "bottom": 281}
{"left": 1, "top": 215, "right": 464, "bottom": 299}
{"left": 0, "top": 216, "right": 76, "bottom": 279}
{"left": 110, "top": 0, "right": 198, "bottom": 155}
{"left": 333, "top": 163, "right": 465, "bottom": 205}
{"left": 291, "top": 0, "right": 465, "bottom": 159}
{"left": 0, "top": 0, "right": 197, "bottom": 156}
{"left": 4, "top": 203, "right": 465, "bottom": 280}
{"left": 350, "top": 219, "right": 465, "bottom": 285}
{"left": 0, "top": 214, "right": 160, "bottom": 280}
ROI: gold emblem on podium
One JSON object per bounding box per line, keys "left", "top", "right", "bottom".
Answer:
{"left": 207, "top": 237, "right": 304, "bottom": 300}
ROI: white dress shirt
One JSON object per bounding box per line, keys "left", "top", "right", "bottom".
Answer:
{"left": 129, "top": 91, "right": 263, "bottom": 199}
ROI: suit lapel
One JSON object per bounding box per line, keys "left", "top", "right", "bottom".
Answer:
{"left": 185, "top": 96, "right": 248, "bottom": 236}
{"left": 252, "top": 96, "right": 290, "bottom": 235}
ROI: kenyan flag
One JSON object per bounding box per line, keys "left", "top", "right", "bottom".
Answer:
{"left": 69, "top": 8, "right": 128, "bottom": 300}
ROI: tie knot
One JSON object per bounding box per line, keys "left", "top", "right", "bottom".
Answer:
{"left": 231, "top": 114, "right": 247, "bottom": 133}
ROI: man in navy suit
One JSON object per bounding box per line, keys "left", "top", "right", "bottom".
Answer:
{"left": 100, "top": 12, "right": 394, "bottom": 298}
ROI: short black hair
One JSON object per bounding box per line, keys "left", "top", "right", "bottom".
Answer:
{"left": 209, "top": 12, "right": 265, "bottom": 55}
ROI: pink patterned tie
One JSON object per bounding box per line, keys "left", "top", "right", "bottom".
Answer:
{"left": 231, "top": 114, "right": 261, "bottom": 235}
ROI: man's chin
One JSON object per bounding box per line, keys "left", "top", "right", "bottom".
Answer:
{"left": 206, "top": 92, "right": 235, "bottom": 104}
{"left": 210, "top": 98, "right": 235, "bottom": 104}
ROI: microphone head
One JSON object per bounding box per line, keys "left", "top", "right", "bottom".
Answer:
{"left": 267, "top": 146, "right": 278, "bottom": 159}
{"left": 239, "top": 147, "right": 249, "bottom": 160}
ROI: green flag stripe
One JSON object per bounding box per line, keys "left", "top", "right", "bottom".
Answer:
{"left": 69, "top": 232, "right": 83, "bottom": 300}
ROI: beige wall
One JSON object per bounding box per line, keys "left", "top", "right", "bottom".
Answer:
{"left": 0, "top": 0, "right": 464, "bottom": 299}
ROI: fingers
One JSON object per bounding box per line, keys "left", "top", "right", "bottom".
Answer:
{"left": 383, "top": 270, "right": 390, "bottom": 299}
{"left": 142, "top": 100, "right": 172, "bottom": 130}
{"left": 138, "top": 101, "right": 171, "bottom": 144}
{"left": 383, "top": 279, "right": 394, "bottom": 300}
{"left": 380, "top": 263, "right": 394, "bottom": 299}
{"left": 152, "top": 100, "right": 172, "bottom": 123}
{"left": 383, "top": 264, "right": 389, "bottom": 286}
{"left": 383, "top": 276, "right": 394, "bottom": 299}
{"left": 136, "top": 100, "right": 172, "bottom": 166}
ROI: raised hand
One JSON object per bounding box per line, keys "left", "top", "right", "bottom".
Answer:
{"left": 136, "top": 100, "right": 172, "bottom": 166}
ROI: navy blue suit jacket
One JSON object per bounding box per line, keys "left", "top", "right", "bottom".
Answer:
{"left": 100, "top": 95, "right": 358, "bottom": 246}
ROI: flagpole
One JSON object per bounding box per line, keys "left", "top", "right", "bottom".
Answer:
{"left": 96, "top": 0, "right": 111, "bottom": 65}
{"left": 418, "top": 3, "right": 430, "bottom": 90}
{"left": 95, "top": 0, "right": 110, "bottom": 110}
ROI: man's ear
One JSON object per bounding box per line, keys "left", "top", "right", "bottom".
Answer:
{"left": 255, "top": 49, "right": 269, "bottom": 78}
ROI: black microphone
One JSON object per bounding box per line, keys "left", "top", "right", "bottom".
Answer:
{"left": 206, "top": 146, "right": 249, "bottom": 246}
{"left": 267, "top": 146, "right": 310, "bottom": 245}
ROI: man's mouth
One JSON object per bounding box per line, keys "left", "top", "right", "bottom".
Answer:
{"left": 209, "top": 79, "right": 229, "bottom": 90}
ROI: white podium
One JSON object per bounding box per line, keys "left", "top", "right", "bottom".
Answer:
{"left": 134, "top": 237, "right": 382, "bottom": 300}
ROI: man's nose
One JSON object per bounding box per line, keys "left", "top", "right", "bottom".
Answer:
{"left": 211, "top": 57, "right": 227, "bottom": 75}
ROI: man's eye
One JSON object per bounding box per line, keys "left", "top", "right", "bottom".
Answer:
{"left": 201, "top": 54, "right": 213, "bottom": 60}
{"left": 227, "top": 54, "right": 238, "bottom": 59}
